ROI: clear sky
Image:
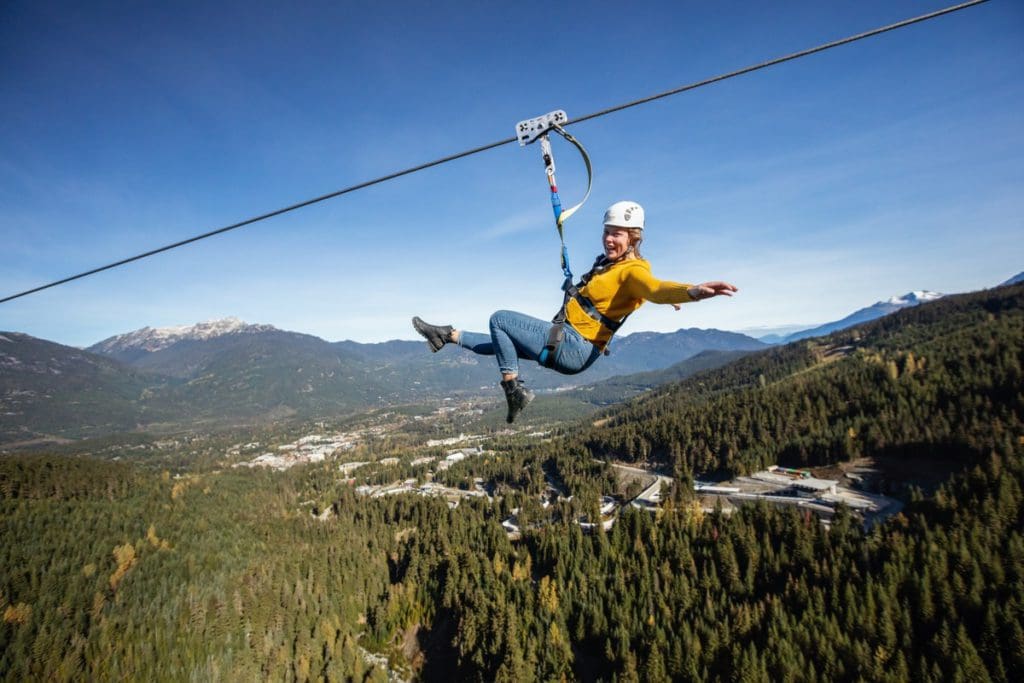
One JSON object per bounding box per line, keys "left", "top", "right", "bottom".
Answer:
{"left": 1, "top": 0, "right": 1021, "bottom": 347}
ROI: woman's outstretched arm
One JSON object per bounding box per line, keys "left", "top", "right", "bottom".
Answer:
{"left": 687, "top": 281, "right": 738, "bottom": 301}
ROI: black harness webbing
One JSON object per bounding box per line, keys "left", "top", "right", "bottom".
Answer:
{"left": 538, "top": 255, "right": 631, "bottom": 368}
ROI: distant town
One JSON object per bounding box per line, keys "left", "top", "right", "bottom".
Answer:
{"left": 226, "top": 404, "right": 902, "bottom": 534}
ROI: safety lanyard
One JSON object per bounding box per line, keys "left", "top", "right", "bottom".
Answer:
{"left": 515, "top": 110, "right": 593, "bottom": 282}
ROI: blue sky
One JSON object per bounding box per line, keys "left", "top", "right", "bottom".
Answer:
{"left": 1, "top": 0, "right": 1021, "bottom": 347}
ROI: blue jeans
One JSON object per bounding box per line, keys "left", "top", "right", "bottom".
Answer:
{"left": 457, "top": 310, "right": 602, "bottom": 376}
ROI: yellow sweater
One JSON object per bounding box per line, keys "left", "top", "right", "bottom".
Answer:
{"left": 566, "top": 257, "right": 693, "bottom": 349}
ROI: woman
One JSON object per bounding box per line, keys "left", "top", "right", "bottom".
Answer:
{"left": 413, "top": 201, "right": 738, "bottom": 423}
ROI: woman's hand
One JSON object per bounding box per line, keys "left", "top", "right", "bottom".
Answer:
{"left": 687, "top": 281, "right": 738, "bottom": 301}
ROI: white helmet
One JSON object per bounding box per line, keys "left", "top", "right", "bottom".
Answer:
{"left": 603, "top": 201, "right": 645, "bottom": 230}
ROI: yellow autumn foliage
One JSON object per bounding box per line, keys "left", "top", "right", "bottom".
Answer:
{"left": 3, "top": 602, "right": 32, "bottom": 625}
{"left": 109, "top": 543, "right": 137, "bottom": 590}
{"left": 538, "top": 575, "right": 558, "bottom": 614}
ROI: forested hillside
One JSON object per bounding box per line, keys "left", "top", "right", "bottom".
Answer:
{"left": 1, "top": 283, "right": 1021, "bottom": 681}
{"left": 383, "top": 451, "right": 1023, "bottom": 681}
{"left": 0, "top": 458, "right": 396, "bottom": 680}
{"left": 2, "top": 446, "right": 1021, "bottom": 680}
{"left": 0, "top": 333, "right": 177, "bottom": 443}
{"left": 581, "top": 283, "right": 1024, "bottom": 482}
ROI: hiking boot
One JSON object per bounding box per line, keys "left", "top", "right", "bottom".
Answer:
{"left": 500, "top": 378, "right": 535, "bottom": 424}
{"left": 412, "top": 317, "right": 454, "bottom": 352}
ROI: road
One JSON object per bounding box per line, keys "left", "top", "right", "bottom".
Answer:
{"left": 610, "top": 463, "right": 673, "bottom": 511}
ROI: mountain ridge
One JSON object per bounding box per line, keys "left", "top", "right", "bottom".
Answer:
{"left": 7, "top": 276, "right": 1019, "bottom": 445}
{"left": 3, "top": 323, "right": 766, "bottom": 445}
{"left": 85, "top": 317, "right": 768, "bottom": 388}
{"left": 90, "top": 317, "right": 278, "bottom": 359}
{"left": 769, "top": 290, "right": 944, "bottom": 344}
{"left": 1001, "top": 271, "right": 1024, "bottom": 286}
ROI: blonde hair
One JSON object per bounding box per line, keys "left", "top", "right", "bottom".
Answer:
{"left": 626, "top": 228, "right": 643, "bottom": 259}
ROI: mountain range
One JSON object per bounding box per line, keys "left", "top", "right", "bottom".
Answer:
{"left": 3, "top": 277, "right": 1019, "bottom": 446}
{"left": 758, "top": 291, "right": 944, "bottom": 344}
{"left": 1, "top": 320, "right": 766, "bottom": 445}
{"left": 757, "top": 270, "right": 1022, "bottom": 343}
{"left": 86, "top": 318, "right": 767, "bottom": 389}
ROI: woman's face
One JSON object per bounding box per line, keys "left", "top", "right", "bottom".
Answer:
{"left": 603, "top": 226, "right": 631, "bottom": 260}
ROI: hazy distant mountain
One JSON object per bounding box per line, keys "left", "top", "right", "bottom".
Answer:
{"left": 775, "top": 291, "right": 944, "bottom": 344}
{"left": 1001, "top": 272, "right": 1024, "bottom": 286}
{"left": 743, "top": 325, "right": 811, "bottom": 345}
{"left": 758, "top": 333, "right": 790, "bottom": 345}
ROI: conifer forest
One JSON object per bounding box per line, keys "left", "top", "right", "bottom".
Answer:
{"left": 2, "top": 284, "right": 1023, "bottom": 681}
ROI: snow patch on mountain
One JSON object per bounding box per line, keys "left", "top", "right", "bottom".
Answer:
{"left": 92, "top": 317, "right": 277, "bottom": 353}
{"left": 884, "top": 291, "right": 943, "bottom": 306}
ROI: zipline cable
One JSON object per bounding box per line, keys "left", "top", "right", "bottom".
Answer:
{"left": 0, "top": 137, "right": 512, "bottom": 305}
{"left": 0, "top": 0, "right": 990, "bottom": 306}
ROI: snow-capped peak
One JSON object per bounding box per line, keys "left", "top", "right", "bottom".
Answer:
{"left": 884, "top": 291, "right": 944, "bottom": 306}
{"left": 92, "top": 317, "right": 276, "bottom": 353}
{"left": 154, "top": 317, "right": 247, "bottom": 340}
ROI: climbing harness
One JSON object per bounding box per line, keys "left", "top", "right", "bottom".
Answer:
{"left": 515, "top": 110, "right": 627, "bottom": 367}
{"left": 543, "top": 255, "right": 633, "bottom": 365}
